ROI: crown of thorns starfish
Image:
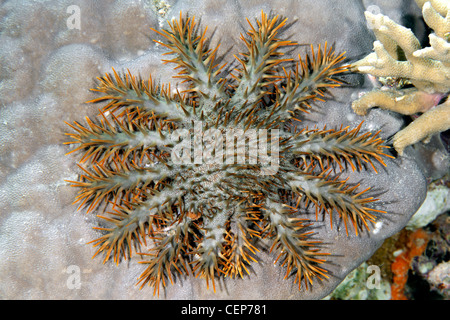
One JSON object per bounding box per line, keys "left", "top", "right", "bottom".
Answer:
{"left": 64, "top": 11, "right": 393, "bottom": 295}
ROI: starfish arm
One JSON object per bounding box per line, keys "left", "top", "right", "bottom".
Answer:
{"left": 260, "top": 199, "right": 329, "bottom": 290}
{"left": 66, "top": 160, "right": 169, "bottom": 213}
{"left": 231, "top": 11, "right": 296, "bottom": 111}
{"left": 222, "top": 213, "right": 260, "bottom": 279}
{"left": 286, "top": 170, "right": 384, "bottom": 236}
{"left": 272, "top": 44, "right": 348, "bottom": 123}
{"left": 137, "top": 213, "right": 193, "bottom": 296}
{"left": 152, "top": 12, "right": 228, "bottom": 117}
{"left": 89, "top": 186, "right": 188, "bottom": 265}
{"left": 64, "top": 114, "right": 174, "bottom": 164}
{"left": 87, "top": 68, "right": 192, "bottom": 121}
{"left": 290, "top": 122, "right": 392, "bottom": 173}
{"left": 190, "top": 222, "right": 228, "bottom": 293}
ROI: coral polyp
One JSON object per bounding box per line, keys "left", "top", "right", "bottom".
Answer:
{"left": 64, "top": 11, "right": 393, "bottom": 295}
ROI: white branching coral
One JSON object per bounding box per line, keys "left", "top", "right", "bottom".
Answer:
{"left": 351, "top": 0, "right": 450, "bottom": 155}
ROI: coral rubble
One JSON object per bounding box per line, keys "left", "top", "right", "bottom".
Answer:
{"left": 351, "top": 0, "right": 450, "bottom": 155}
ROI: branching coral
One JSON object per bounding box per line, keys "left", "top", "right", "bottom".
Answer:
{"left": 64, "top": 11, "right": 393, "bottom": 295}
{"left": 351, "top": 0, "right": 450, "bottom": 155}
{"left": 391, "top": 228, "right": 429, "bottom": 300}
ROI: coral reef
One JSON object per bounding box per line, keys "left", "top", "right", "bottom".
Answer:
{"left": 351, "top": 0, "right": 450, "bottom": 156}
{"left": 0, "top": 0, "right": 429, "bottom": 300}
{"left": 65, "top": 11, "right": 393, "bottom": 295}
{"left": 323, "top": 262, "right": 391, "bottom": 300}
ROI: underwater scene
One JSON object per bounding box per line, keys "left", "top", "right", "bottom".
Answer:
{"left": 0, "top": 0, "right": 448, "bottom": 302}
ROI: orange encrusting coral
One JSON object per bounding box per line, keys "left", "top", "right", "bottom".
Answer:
{"left": 391, "top": 228, "right": 429, "bottom": 300}
{"left": 64, "top": 11, "right": 393, "bottom": 295}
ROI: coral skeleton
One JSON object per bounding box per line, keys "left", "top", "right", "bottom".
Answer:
{"left": 65, "top": 11, "right": 393, "bottom": 295}
{"left": 351, "top": 0, "right": 450, "bottom": 155}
